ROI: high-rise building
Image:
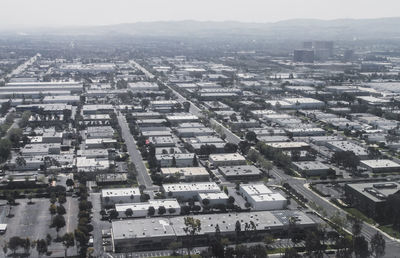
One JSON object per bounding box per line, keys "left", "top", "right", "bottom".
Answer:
{"left": 293, "top": 49, "right": 315, "bottom": 63}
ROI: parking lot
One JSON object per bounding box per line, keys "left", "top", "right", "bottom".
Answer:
{"left": 2, "top": 196, "right": 79, "bottom": 256}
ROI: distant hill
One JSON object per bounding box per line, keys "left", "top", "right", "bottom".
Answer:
{"left": 4, "top": 17, "right": 400, "bottom": 40}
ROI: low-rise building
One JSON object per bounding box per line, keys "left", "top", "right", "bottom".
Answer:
{"left": 156, "top": 153, "right": 196, "bottom": 167}
{"left": 198, "top": 192, "right": 229, "bottom": 207}
{"left": 148, "top": 137, "right": 175, "bottom": 147}
{"left": 76, "top": 157, "right": 110, "bottom": 172}
{"left": 115, "top": 199, "right": 181, "bottom": 218}
{"left": 176, "top": 127, "right": 214, "bottom": 137}
{"left": 326, "top": 141, "right": 369, "bottom": 159}
{"left": 360, "top": 159, "right": 400, "bottom": 173}
{"left": 265, "top": 142, "right": 310, "bottom": 151}
{"left": 209, "top": 153, "right": 247, "bottom": 167}
{"left": 160, "top": 167, "right": 210, "bottom": 182}
{"left": 101, "top": 188, "right": 141, "bottom": 206}
{"left": 85, "top": 138, "right": 117, "bottom": 149}
{"left": 292, "top": 161, "right": 331, "bottom": 176}
{"left": 218, "top": 165, "right": 263, "bottom": 180}
{"left": 162, "top": 182, "right": 221, "bottom": 201}
{"left": 111, "top": 210, "right": 317, "bottom": 252}
{"left": 21, "top": 143, "right": 61, "bottom": 156}
{"left": 239, "top": 184, "right": 287, "bottom": 210}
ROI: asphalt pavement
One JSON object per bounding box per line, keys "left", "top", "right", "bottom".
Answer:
{"left": 116, "top": 113, "right": 155, "bottom": 189}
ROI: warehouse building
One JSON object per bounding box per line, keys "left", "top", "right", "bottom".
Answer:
{"left": 162, "top": 182, "right": 221, "bottom": 201}
{"left": 360, "top": 159, "right": 400, "bottom": 173}
{"left": 292, "top": 161, "right": 331, "bottom": 176}
{"left": 239, "top": 184, "right": 287, "bottom": 211}
{"left": 101, "top": 188, "right": 141, "bottom": 206}
{"left": 111, "top": 210, "right": 316, "bottom": 252}
{"left": 115, "top": 199, "right": 181, "bottom": 218}
{"left": 160, "top": 167, "right": 210, "bottom": 182}
{"left": 209, "top": 153, "right": 247, "bottom": 167}
{"left": 218, "top": 165, "right": 263, "bottom": 180}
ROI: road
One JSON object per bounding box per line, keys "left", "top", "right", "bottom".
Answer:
{"left": 116, "top": 112, "right": 156, "bottom": 189}
{"left": 5, "top": 53, "right": 40, "bottom": 79}
{"left": 163, "top": 82, "right": 241, "bottom": 145}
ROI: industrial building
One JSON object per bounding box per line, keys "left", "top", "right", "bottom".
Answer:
{"left": 101, "top": 188, "right": 141, "bottom": 206}
{"left": 239, "top": 184, "right": 287, "bottom": 211}
{"left": 111, "top": 210, "right": 316, "bottom": 252}
{"left": 218, "top": 165, "right": 263, "bottom": 180}
{"left": 360, "top": 159, "right": 400, "bottom": 173}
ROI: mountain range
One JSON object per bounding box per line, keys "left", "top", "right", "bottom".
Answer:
{"left": 4, "top": 17, "right": 400, "bottom": 40}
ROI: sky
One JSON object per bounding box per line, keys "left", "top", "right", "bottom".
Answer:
{"left": 0, "top": 0, "right": 399, "bottom": 29}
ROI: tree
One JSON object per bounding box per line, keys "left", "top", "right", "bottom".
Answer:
{"left": 109, "top": 210, "right": 119, "bottom": 220}
{"left": 264, "top": 234, "right": 275, "bottom": 250}
{"left": 238, "top": 141, "right": 251, "bottom": 155}
{"left": 36, "top": 239, "right": 48, "bottom": 257}
{"left": 192, "top": 155, "right": 199, "bottom": 166}
{"left": 202, "top": 198, "right": 210, "bottom": 207}
{"left": 52, "top": 214, "right": 66, "bottom": 238}
{"left": 259, "top": 159, "right": 273, "bottom": 177}
{"left": 15, "top": 156, "right": 26, "bottom": 168}
{"left": 125, "top": 208, "right": 133, "bottom": 217}
{"left": 283, "top": 248, "right": 300, "bottom": 258}
{"left": 367, "top": 147, "right": 381, "bottom": 159}
{"left": 140, "top": 99, "right": 150, "bottom": 111}
{"left": 74, "top": 229, "right": 88, "bottom": 248}
{"left": 8, "top": 236, "right": 21, "bottom": 255}
{"left": 370, "top": 232, "right": 385, "bottom": 258}
{"left": 58, "top": 195, "right": 67, "bottom": 204}
{"left": 139, "top": 184, "right": 146, "bottom": 194}
{"left": 148, "top": 206, "right": 155, "bottom": 216}
{"left": 171, "top": 156, "right": 177, "bottom": 167}
{"left": 168, "top": 241, "right": 182, "bottom": 255}
{"left": 19, "top": 111, "right": 31, "bottom": 127}
{"left": 57, "top": 205, "right": 66, "bottom": 215}
{"left": 248, "top": 244, "right": 267, "bottom": 258}
{"left": 46, "top": 234, "right": 52, "bottom": 245}
{"left": 224, "top": 143, "right": 238, "bottom": 153}
{"left": 245, "top": 131, "right": 257, "bottom": 142}
{"left": 305, "top": 230, "right": 323, "bottom": 256}
{"left": 183, "top": 217, "right": 201, "bottom": 257}
{"left": 66, "top": 179, "right": 74, "bottom": 188}
{"left": 353, "top": 235, "right": 369, "bottom": 258}
{"left": 0, "top": 138, "right": 12, "bottom": 162}
{"left": 350, "top": 217, "right": 363, "bottom": 236}
{"left": 8, "top": 128, "right": 23, "bottom": 147}
{"left": 331, "top": 151, "right": 360, "bottom": 169}
{"left": 235, "top": 220, "right": 241, "bottom": 244}
{"left": 62, "top": 232, "right": 75, "bottom": 258}
{"left": 21, "top": 238, "right": 30, "bottom": 255}
{"left": 158, "top": 206, "right": 166, "bottom": 215}
{"left": 49, "top": 204, "right": 57, "bottom": 216}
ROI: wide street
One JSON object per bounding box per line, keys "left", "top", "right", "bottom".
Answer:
{"left": 116, "top": 112, "right": 156, "bottom": 189}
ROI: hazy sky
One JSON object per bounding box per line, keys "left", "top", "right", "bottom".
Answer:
{"left": 1, "top": 0, "right": 399, "bottom": 28}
